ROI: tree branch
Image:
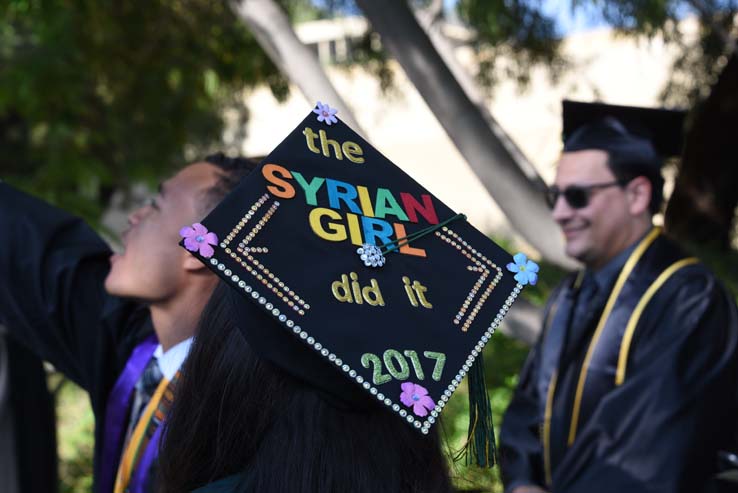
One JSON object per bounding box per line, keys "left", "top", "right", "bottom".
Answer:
{"left": 356, "top": 0, "right": 575, "bottom": 268}
{"left": 229, "top": 0, "right": 366, "bottom": 134}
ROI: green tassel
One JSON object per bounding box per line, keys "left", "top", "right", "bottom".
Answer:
{"left": 463, "top": 354, "right": 496, "bottom": 468}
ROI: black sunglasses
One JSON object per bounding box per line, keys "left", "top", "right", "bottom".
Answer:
{"left": 545, "top": 180, "right": 625, "bottom": 209}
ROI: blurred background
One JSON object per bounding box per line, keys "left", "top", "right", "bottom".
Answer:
{"left": 1, "top": 0, "right": 736, "bottom": 491}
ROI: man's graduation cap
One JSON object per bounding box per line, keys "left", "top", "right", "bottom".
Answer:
{"left": 180, "top": 103, "right": 535, "bottom": 466}
{"left": 562, "top": 100, "right": 686, "bottom": 170}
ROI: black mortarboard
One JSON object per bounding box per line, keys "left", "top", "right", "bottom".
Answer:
{"left": 562, "top": 100, "right": 686, "bottom": 169}
{"left": 180, "top": 103, "right": 537, "bottom": 465}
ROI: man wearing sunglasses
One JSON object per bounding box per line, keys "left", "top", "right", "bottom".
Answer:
{"left": 500, "top": 101, "right": 738, "bottom": 493}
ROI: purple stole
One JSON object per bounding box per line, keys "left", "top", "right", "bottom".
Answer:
{"left": 100, "top": 334, "right": 164, "bottom": 493}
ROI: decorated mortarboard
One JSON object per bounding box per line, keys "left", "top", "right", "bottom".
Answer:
{"left": 180, "top": 102, "right": 538, "bottom": 466}
{"left": 562, "top": 100, "right": 686, "bottom": 168}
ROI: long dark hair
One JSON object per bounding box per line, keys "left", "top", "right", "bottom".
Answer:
{"left": 159, "top": 281, "right": 452, "bottom": 493}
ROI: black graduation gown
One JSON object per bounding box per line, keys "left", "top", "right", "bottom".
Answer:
{"left": 5, "top": 335, "right": 58, "bottom": 493}
{"left": 0, "top": 183, "right": 153, "bottom": 493}
{"left": 499, "top": 229, "right": 738, "bottom": 493}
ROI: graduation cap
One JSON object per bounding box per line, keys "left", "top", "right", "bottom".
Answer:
{"left": 180, "top": 102, "right": 536, "bottom": 466}
{"left": 562, "top": 100, "right": 687, "bottom": 168}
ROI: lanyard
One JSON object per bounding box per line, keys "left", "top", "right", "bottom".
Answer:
{"left": 114, "top": 376, "right": 170, "bottom": 493}
{"left": 100, "top": 335, "right": 158, "bottom": 493}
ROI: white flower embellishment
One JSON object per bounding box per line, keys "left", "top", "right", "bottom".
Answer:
{"left": 313, "top": 101, "right": 338, "bottom": 125}
{"left": 357, "top": 243, "right": 385, "bottom": 268}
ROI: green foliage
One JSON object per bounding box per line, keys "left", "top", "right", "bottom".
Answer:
{"left": 567, "top": 0, "right": 737, "bottom": 106}
{"left": 51, "top": 374, "right": 95, "bottom": 493}
{"left": 0, "top": 0, "right": 288, "bottom": 226}
{"left": 342, "top": 31, "right": 397, "bottom": 94}
{"left": 456, "top": 0, "right": 736, "bottom": 106}
{"left": 442, "top": 333, "right": 531, "bottom": 492}
{"left": 457, "top": 0, "right": 567, "bottom": 89}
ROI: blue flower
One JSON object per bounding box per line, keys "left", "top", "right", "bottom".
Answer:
{"left": 506, "top": 252, "right": 539, "bottom": 286}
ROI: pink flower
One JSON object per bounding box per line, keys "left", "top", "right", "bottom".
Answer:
{"left": 179, "top": 223, "right": 218, "bottom": 258}
{"left": 313, "top": 101, "right": 338, "bottom": 125}
{"left": 399, "top": 382, "right": 435, "bottom": 417}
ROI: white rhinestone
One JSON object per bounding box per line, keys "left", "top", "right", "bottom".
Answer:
{"left": 428, "top": 416, "right": 435, "bottom": 424}
{"left": 231, "top": 275, "right": 239, "bottom": 282}
{"left": 245, "top": 286, "right": 252, "bottom": 293}
{"left": 414, "top": 421, "right": 422, "bottom": 428}
{"left": 406, "top": 416, "right": 414, "bottom": 423}
{"left": 210, "top": 258, "right": 218, "bottom": 265}
{"left": 399, "top": 410, "right": 407, "bottom": 417}
{"left": 481, "top": 335, "right": 489, "bottom": 343}
{"left": 315, "top": 343, "right": 322, "bottom": 350}
{"left": 335, "top": 358, "right": 342, "bottom": 366}
{"left": 328, "top": 354, "right": 336, "bottom": 361}
{"left": 307, "top": 337, "right": 314, "bottom": 344}
{"left": 238, "top": 281, "right": 246, "bottom": 288}
{"left": 300, "top": 332, "right": 308, "bottom": 340}
{"left": 421, "top": 428, "right": 429, "bottom": 435}
{"left": 349, "top": 370, "right": 356, "bottom": 377}
{"left": 384, "top": 398, "right": 391, "bottom": 406}
{"left": 265, "top": 302, "right": 273, "bottom": 310}
{"left": 293, "top": 326, "right": 301, "bottom": 334}
{"left": 271, "top": 309, "right": 279, "bottom": 316}
{"left": 278, "top": 314, "right": 287, "bottom": 322}
{"left": 218, "top": 264, "right": 225, "bottom": 271}
{"left": 392, "top": 404, "right": 400, "bottom": 412}
{"left": 356, "top": 375, "right": 364, "bottom": 383}
{"left": 462, "top": 364, "right": 470, "bottom": 371}
{"left": 286, "top": 320, "right": 294, "bottom": 328}
{"left": 363, "top": 382, "right": 371, "bottom": 389}
{"left": 219, "top": 243, "right": 226, "bottom": 249}
{"left": 224, "top": 269, "right": 232, "bottom": 276}
{"left": 258, "top": 297, "right": 266, "bottom": 304}
{"left": 251, "top": 292, "right": 259, "bottom": 299}
{"left": 459, "top": 370, "right": 466, "bottom": 377}
{"left": 433, "top": 407, "right": 441, "bottom": 415}
{"left": 444, "top": 391, "right": 452, "bottom": 398}
{"left": 370, "top": 387, "right": 378, "bottom": 395}
{"left": 320, "top": 349, "right": 329, "bottom": 356}
{"left": 439, "top": 400, "right": 446, "bottom": 408}
{"left": 342, "top": 364, "right": 349, "bottom": 372}
{"left": 471, "top": 349, "right": 479, "bottom": 357}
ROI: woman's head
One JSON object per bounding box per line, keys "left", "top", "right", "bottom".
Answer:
{"left": 159, "top": 281, "right": 452, "bottom": 493}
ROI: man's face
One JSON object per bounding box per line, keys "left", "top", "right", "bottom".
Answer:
{"left": 552, "top": 150, "right": 634, "bottom": 268}
{"left": 104, "top": 162, "right": 221, "bottom": 301}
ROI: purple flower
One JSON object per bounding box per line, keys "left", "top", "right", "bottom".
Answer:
{"left": 179, "top": 223, "right": 218, "bottom": 258}
{"left": 506, "top": 252, "right": 539, "bottom": 286}
{"left": 400, "top": 382, "right": 435, "bottom": 417}
{"left": 313, "top": 101, "right": 338, "bottom": 125}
